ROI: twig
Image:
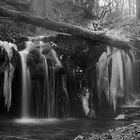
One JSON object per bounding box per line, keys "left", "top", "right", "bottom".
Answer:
{"left": 100, "top": 1, "right": 113, "bottom": 19}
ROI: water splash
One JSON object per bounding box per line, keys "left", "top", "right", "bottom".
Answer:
{"left": 14, "top": 118, "right": 59, "bottom": 124}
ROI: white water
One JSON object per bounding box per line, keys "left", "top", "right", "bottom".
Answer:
{"left": 19, "top": 50, "right": 31, "bottom": 118}
{"left": 14, "top": 118, "right": 59, "bottom": 124}
{"left": 18, "top": 39, "right": 70, "bottom": 119}
{"left": 97, "top": 49, "right": 138, "bottom": 111}
{"left": 43, "top": 55, "right": 55, "bottom": 118}
{"left": 49, "top": 64, "right": 56, "bottom": 117}
{"left": 110, "top": 50, "right": 124, "bottom": 111}
{"left": 42, "top": 47, "right": 62, "bottom": 117}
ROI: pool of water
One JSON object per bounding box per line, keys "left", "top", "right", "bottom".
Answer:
{"left": 0, "top": 118, "right": 131, "bottom": 140}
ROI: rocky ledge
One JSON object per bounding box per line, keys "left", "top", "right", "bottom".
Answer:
{"left": 74, "top": 122, "right": 140, "bottom": 140}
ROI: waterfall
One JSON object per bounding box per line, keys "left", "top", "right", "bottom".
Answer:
{"left": 97, "top": 48, "right": 138, "bottom": 111}
{"left": 19, "top": 40, "right": 33, "bottom": 118}
{"left": 16, "top": 40, "right": 68, "bottom": 118}
{"left": 43, "top": 55, "right": 50, "bottom": 117}
{"left": 122, "top": 51, "right": 135, "bottom": 105}
{"left": 42, "top": 55, "right": 56, "bottom": 118}
{"left": 19, "top": 41, "right": 57, "bottom": 118}
{"left": 50, "top": 64, "right": 56, "bottom": 117}
{"left": 110, "top": 49, "right": 124, "bottom": 111}
{"left": 19, "top": 50, "right": 31, "bottom": 118}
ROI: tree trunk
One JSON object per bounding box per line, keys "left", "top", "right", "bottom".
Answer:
{"left": 0, "top": 6, "right": 131, "bottom": 50}
{"left": 30, "top": 0, "right": 50, "bottom": 34}
{"left": 136, "top": 0, "right": 140, "bottom": 19}
{"left": 30, "top": 0, "right": 48, "bottom": 17}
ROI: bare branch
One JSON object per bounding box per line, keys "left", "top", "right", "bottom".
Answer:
{"left": 99, "top": 0, "right": 113, "bottom": 19}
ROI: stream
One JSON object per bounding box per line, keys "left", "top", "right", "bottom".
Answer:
{"left": 0, "top": 118, "right": 131, "bottom": 140}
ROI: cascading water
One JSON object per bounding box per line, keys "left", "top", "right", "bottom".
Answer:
{"left": 19, "top": 40, "right": 67, "bottom": 118}
{"left": 49, "top": 64, "right": 56, "bottom": 117}
{"left": 0, "top": 39, "right": 68, "bottom": 119}
{"left": 110, "top": 49, "right": 124, "bottom": 111}
{"left": 19, "top": 49, "right": 31, "bottom": 118}
{"left": 42, "top": 55, "right": 50, "bottom": 117}
{"left": 97, "top": 48, "right": 138, "bottom": 111}
{"left": 42, "top": 54, "right": 56, "bottom": 118}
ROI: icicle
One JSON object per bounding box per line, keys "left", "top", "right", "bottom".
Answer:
{"left": 3, "top": 69, "right": 9, "bottom": 108}
{"left": 7, "top": 64, "right": 15, "bottom": 110}
{"left": 3, "top": 64, "right": 14, "bottom": 110}
{"left": 0, "top": 41, "right": 16, "bottom": 110}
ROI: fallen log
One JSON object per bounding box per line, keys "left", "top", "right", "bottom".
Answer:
{"left": 0, "top": 6, "right": 131, "bottom": 50}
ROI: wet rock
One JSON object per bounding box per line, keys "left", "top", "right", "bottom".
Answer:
{"left": 74, "top": 123, "right": 140, "bottom": 140}
{"left": 74, "top": 135, "right": 85, "bottom": 140}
